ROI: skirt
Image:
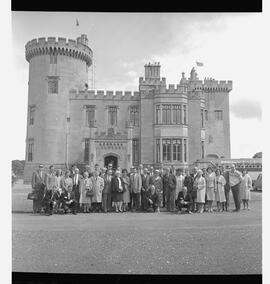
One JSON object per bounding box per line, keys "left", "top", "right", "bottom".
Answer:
{"left": 112, "top": 191, "right": 123, "bottom": 202}
{"left": 123, "top": 190, "right": 130, "bottom": 203}
{"left": 206, "top": 187, "right": 215, "bottom": 201}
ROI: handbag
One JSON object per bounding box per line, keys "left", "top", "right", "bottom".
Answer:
{"left": 86, "top": 189, "right": 94, "bottom": 197}
{"left": 27, "top": 192, "right": 38, "bottom": 200}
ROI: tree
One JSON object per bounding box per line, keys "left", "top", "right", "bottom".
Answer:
{"left": 252, "top": 152, "right": 262, "bottom": 159}
{"left": 12, "top": 160, "right": 25, "bottom": 177}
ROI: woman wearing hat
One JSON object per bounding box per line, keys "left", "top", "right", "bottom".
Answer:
{"left": 111, "top": 170, "right": 125, "bottom": 212}
{"left": 195, "top": 169, "right": 206, "bottom": 213}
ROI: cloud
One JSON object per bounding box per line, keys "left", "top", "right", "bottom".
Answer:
{"left": 231, "top": 99, "right": 262, "bottom": 120}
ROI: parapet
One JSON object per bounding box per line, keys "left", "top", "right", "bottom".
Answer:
{"left": 69, "top": 89, "right": 140, "bottom": 101}
{"left": 158, "top": 83, "right": 188, "bottom": 95}
{"left": 139, "top": 76, "right": 166, "bottom": 86}
{"left": 25, "top": 36, "right": 93, "bottom": 66}
{"left": 202, "top": 78, "right": 232, "bottom": 92}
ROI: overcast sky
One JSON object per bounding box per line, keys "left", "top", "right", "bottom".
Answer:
{"left": 11, "top": 12, "right": 264, "bottom": 160}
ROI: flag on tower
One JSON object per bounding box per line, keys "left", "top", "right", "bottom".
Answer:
{"left": 196, "top": 61, "right": 204, "bottom": 67}
{"left": 76, "top": 19, "right": 79, "bottom": 26}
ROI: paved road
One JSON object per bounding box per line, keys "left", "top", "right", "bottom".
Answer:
{"left": 12, "top": 187, "right": 262, "bottom": 274}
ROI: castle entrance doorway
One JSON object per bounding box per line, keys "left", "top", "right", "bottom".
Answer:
{"left": 104, "top": 155, "right": 118, "bottom": 170}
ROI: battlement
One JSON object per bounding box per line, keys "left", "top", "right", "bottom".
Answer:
{"left": 25, "top": 36, "right": 93, "bottom": 66}
{"left": 188, "top": 78, "right": 232, "bottom": 92}
{"left": 139, "top": 77, "right": 166, "bottom": 85}
{"left": 69, "top": 89, "right": 140, "bottom": 101}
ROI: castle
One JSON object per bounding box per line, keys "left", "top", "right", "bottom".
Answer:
{"left": 23, "top": 34, "right": 232, "bottom": 182}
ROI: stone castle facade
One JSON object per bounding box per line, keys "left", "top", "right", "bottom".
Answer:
{"left": 23, "top": 34, "right": 232, "bottom": 182}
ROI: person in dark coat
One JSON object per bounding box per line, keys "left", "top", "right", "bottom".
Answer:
{"left": 31, "top": 164, "right": 46, "bottom": 213}
{"left": 102, "top": 169, "right": 113, "bottom": 213}
{"left": 146, "top": 184, "right": 160, "bottom": 212}
{"left": 111, "top": 170, "right": 125, "bottom": 212}
{"left": 176, "top": 186, "right": 192, "bottom": 214}
{"left": 184, "top": 170, "right": 196, "bottom": 212}
{"left": 141, "top": 168, "right": 152, "bottom": 211}
{"left": 72, "top": 168, "right": 82, "bottom": 212}
{"left": 163, "top": 167, "right": 177, "bottom": 212}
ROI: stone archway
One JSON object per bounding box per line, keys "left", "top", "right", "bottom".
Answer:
{"left": 104, "top": 153, "right": 119, "bottom": 169}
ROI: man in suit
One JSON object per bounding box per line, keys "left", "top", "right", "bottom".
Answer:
{"left": 72, "top": 167, "right": 82, "bottom": 212}
{"left": 130, "top": 167, "right": 142, "bottom": 212}
{"left": 44, "top": 165, "right": 57, "bottom": 216}
{"left": 102, "top": 169, "right": 113, "bottom": 212}
{"left": 229, "top": 164, "right": 243, "bottom": 212}
{"left": 176, "top": 186, "right": 193, "bottom": 214}
{"left": 141, "top": 168, "right": 151, "bottom": 211}
{"left": 163, "top": 167, "right": 177, "bottom": 212}
{"left": 31, "top": 164, "right": 46, "bottom": 213}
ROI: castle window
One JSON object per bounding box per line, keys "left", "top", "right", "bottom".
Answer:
{"left": 172, "top": 105, "right": 182, "bottom": 124}
{"left": 183, "top": 139, "right": 187, "bottom": 162}
{"left": 84, "top": 138, "right": 90, "bottom": 163}
{"left": 48, "top": 76, "right": 59, "bottom": 94}
{"left": 29, "top": 105, "right": 36, "bottom": 125}
{"left": 201, "top": 109, "right": 205, "bottom": 128}
{"left": 205, "top": 110, "right": 208, "bottom": 121}
{"left": 85, "top": 105, "right": 95, "bottom": 127}
{"left": 162, "top": 104, "right": 171, "bottom": 124}
{"left": 201, "top": 141, "right": 205, "bottom": 159}
{"left": 108, "top": 106, "right": 117, "bottom": 126}
{"left": 183, "top": 105, "right": 187, "bottom": 124}
{"left": 27, "top": 139, "right": 34, "bottom": 162}
{"left": 162, "top": 139, "right": 171, "bottom": 162}
{"left": 156, "top": 104, "right": 160, "bottom": 124}
{"left": 132, "top": 138, "right": 139, "bottom": 164}
{"left": 156, "top": 139, "right": 160, "bottom": 162}
{"left": 215, "top": 110, "right": 223, "bottom": 120}
{"left": 130, "top": 106, "right": 139, "bottom": 127}
{"left": 172, "top": 139, "right": 182, "bottom": 162}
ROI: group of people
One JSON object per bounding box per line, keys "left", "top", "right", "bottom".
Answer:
{"left": 30, "top": 162, "right": 252, "bottom": 216}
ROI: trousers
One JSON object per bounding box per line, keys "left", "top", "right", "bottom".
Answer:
{"left": 231, "top": 183, "right": 241, "bottom": 210}
{"left": 102, "top": 193, "right": 112, "bottom": 212}
{"left": 167, "top": 189, "right": 176, "bottom": 212}
{"left": 131, "top": 192, "right": 141, "bottom": 211}
{"left": 223, "top": 189, "right": 230, "bottom": 210}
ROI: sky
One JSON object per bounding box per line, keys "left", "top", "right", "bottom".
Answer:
{"left": 11, "top": 12, "right": 265, "bottom": 160}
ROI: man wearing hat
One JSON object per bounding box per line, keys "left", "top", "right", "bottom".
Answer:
{"left": 31, "top": 164, "right": 46, "bottom": 213}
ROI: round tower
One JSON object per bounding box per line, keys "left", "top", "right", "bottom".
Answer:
{"left": 24, "top": 34, "right": 93, "bottom": 183}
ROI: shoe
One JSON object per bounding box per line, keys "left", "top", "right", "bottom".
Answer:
{"left": 188, "top": 211, "right": 193, "bottom": 214}
{"left": 233, "top": 209, "right": 240, "bottom": 212}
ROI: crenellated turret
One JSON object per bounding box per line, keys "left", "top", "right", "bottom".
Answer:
{"left": 25, "top": 36, "right": 93, "bottom": 67}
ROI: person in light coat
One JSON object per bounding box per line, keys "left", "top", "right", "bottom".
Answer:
{"left": 79, "top": 171, "right": 92, "bottom": 213}
{"left": 90, "top": 170, "right": 104, "bottom": 212}
{"left": 195, "top": 169, "right": 206, "bottom": 213}
{"left": 215, "top": 168, "right": 226, "bottom": 211}
{"left": 240, "top": 169, "right": 252, "bottom": 210}
{"left": 205, "top": 167, "right": 216, "bottom": 213}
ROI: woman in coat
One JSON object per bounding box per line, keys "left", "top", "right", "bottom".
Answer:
{"left": 240, "top": 169, "right": 252, "bottom": 210}
{"left": 153, "top": 169, "right": 163, "bottom": 211}
{"left": 122, "top": 169, "right": 131, "bottom": 212}
{"left": 90, "top": 170, "right": 104, "bottom": 212}
{"left": 195, "top": 169, "right": 206, "bottom": 213}
{"left": 205, "top": 167, "right": 216, "bottom": 213}
{"left": 215, "top": 168, "right": 226, "bottom": 211}
{"left": 111, "top": 170, "right": 125, "bottom": 212}
{"left": 79, "top": 171, "right": 92, "bottom": 213}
